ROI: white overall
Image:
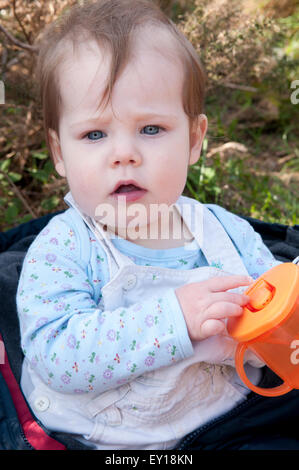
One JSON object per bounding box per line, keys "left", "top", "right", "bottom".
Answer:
{"left": 21, "top": 195, "right": 262, "bottom": 450}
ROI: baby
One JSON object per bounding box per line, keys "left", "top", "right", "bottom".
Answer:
{"left": 17, "top": 0, "right": 279, "bottom": 450}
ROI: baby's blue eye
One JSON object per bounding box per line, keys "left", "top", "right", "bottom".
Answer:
{"left": 87, "top": 130, "right": 105, "bottom": 140}
{"left": 142, "top": 125, "right": 160, "bottom": 135}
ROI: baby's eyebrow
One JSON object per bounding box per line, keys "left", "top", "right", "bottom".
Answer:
{"left": 70, "top": 112, "right": 178, "bottom": 130}
{"left": 70, "top": 117, "right": 108, "bottom": 130}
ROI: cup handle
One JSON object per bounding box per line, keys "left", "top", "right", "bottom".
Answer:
{"left": 235, "top": 343, "right": 293, "bottom": 397}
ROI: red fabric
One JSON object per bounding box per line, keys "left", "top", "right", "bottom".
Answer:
{"left": 0, "top": 334, "right": 66, "bottom": 450}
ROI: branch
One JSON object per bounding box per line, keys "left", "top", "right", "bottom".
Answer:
{"left": 1, "top": 40, "right": 8, "bottom": 78}
{"left": 219, "top": 82, "right": 258, "bottom": 93}
{"left": 0, "top": 23, "right": 38, "bottom": 53}
{"left": 12, "top": 0, "right": 32, "bottom": 44}
{"left": 0, "top": 170, "right": 38, "bottom": 218}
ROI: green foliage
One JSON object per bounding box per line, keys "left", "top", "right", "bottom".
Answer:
{"left": 186, "top": 144, "right": 299, "bottom": 225}
{"left": 182, "top": 0, "right": 299, "bottom": 225}
{"left": 0, "top": 0, "right": 298, "bottom": 230}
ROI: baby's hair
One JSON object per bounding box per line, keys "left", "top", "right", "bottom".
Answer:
{"left": 35, "top": 0, "right": 206, "bottom": 157}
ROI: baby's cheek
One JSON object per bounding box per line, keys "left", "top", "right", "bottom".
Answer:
{"left": 68, "top": 171, "right": 100, "bottom": 212}
{"left": 158, "top": 167, "right": 186, "bottom": 198}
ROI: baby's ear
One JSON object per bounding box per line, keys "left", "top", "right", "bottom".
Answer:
{"left": 48, "top": 129, "right": 66, "bottom": 177}
{"left": 189, "top": 114, "right": 208, "bottom": 165}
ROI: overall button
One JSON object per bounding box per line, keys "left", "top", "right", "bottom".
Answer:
{"left": 34, "top": 396, "right": 50, "bottom": 412}
{"left": 123, "top": 274, "right": 137, "bottom": 291}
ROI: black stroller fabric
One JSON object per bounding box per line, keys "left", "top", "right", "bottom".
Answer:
{"left": 0, "top": 211, "right": 298, "bottom": 450}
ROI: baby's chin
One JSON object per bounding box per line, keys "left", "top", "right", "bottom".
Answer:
{"left": 98, "top": 219, "right": 152, "bottom": 239}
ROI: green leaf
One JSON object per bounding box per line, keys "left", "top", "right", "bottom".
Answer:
{"left": 8, "top": 171, "right": 22, "bottom": 182}
{"left": 0, "top": 196, "right": 8, "bottom": 207}
{"left": 28, "top": 168, "right": 48, "bottom": 183}
{"left": 0, "top": 159, "right": 10, "bottom": 172}
{"left": 6, "top": 107, "right": 17, "bottom": 115}
{"left": 5, "top": 203, "right": 19, "bottom": 224}
{"left": 32, "top": 151, "right": 48, "bottom": 160}
{"left": 41, "top": 195, "right": 60, "bottom": 211}
{"left": 17, "top": 214, "right": 33, "bottom": 224}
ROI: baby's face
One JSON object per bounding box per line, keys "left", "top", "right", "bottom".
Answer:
{"left": 49, "top": 28, "right": 207, "bottom": 235}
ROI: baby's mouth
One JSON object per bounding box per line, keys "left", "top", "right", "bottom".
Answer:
{"left": 114, "top": 184, "right": 141, "bottom": 194}
{"left": 111, "top": 181, "right": 147, "bottom": 202}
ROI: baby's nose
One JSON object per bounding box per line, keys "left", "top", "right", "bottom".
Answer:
{"left": 109, "top": 142, "right": 142, "bottom": 167}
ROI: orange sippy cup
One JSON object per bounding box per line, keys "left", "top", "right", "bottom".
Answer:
{"left": 227, "top": 258, "right": 299, "bottom": 397}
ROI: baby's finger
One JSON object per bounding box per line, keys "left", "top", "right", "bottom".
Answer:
{"left": 200, "top": 319, "right": 226, "bottom": 339}
{"left": 205, "top": 301, "right": 244, "bottom": 320}
{"left": 210, "top": 291, "right": 250, "bottom": 307}
{"left": 204, "top": 275, "right": 253, "bottom": 293}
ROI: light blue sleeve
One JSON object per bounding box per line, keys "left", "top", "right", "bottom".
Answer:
{"left": 206, "top": 204, "right": 281, "bottom": 279}
{"left": 17, "top": 212, "right": 193, "bottom": 395}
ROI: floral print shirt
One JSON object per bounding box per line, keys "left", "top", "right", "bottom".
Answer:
{"left": 16, "top": 203, "right": 279, "bottom": 394}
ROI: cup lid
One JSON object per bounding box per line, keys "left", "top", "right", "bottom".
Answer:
{"left": 227, "top": 263, "right": 299, "bottom": 342}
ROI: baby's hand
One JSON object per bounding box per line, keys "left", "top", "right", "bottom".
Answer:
{"left": 175, "top": 275, "right": 253, "bottom": 341}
